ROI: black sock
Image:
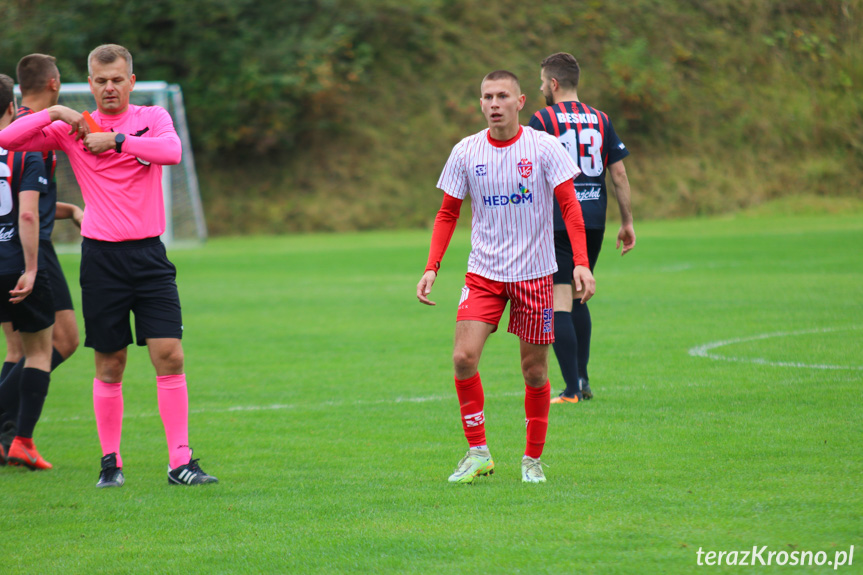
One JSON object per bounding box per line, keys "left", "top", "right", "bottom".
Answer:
{"left": 16, "top": 367, "right": 50, "bottom": 439}
{"left": 552, "top": 311, "right": 580, "bottom": 397}
{"left": 572, "top": 300, "right": 592, "bottom": 381}
{"left": 0, "top": 348, "right": 64, "bottom": 427}
{"left": 0, "top": 359, "right": 24, "bottom": 426}
{"left": 0, "top": 361, "right": 16, "bottom": 382}
{"left": 51, "top": 347, "right": 65, "bottom": 371}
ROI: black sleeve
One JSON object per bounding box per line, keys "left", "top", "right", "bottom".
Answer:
{"left": 20, "top": 152, "right": 48, "bottom": 194}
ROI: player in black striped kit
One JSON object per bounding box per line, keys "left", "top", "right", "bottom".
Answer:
{"left": 529, "top": 52, "right": 636, "bottom": 403}
{"left": 0, "top": 54, "right": 83, "bottom": 462}
{"left": 0, "top": 74, "right": 55, "bottom": 469}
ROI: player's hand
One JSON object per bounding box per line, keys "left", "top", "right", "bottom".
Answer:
{"left": 83, "top": 132, "right": 119, "bottom": 155}
{"left": 616, "top": 223, "right": 636, "bottom": 255}
{"left": 9, "top": 270, "right": 36, "bottom": 304}
{"left": 572, "top": 265, "right": 596, "bottom": 304}
{"left": 417, "top": 270, "right": 438, "bottom": 306}
{"left": 49, "top": 105, "right": 89, "bottom": 141}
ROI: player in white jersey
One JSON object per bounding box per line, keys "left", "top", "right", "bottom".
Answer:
{"left": 416, "top": 70, "right": 596, "bottom": 484}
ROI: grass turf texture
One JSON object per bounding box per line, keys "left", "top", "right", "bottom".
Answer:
{"left": 4, "top": 201, "right": 862, "bottom": 573}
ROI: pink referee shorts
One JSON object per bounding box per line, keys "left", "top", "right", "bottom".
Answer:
{"left": 456, "top": 273, "right": 554, "bottom": 345}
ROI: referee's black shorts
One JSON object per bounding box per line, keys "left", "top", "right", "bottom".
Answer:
{"left": 0, "top": 269, "right": 55, "bottom": 333}
{"left": 80, "top": 237, "right": 183, "bottom": 353}
{"left": 553, "top": 228, "right": 605, "bottom": 285}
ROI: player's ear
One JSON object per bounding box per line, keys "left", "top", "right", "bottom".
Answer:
{"left": 517, "top": 93, "right": 526, "bottom": 111}
{"left": 129, "top": 74, "right": 136, "bottom": 91}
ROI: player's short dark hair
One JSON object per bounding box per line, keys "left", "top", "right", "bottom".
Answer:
{"left": 16, "top": 54, "right": 59, "bottom": 96}
{"left": 541, "top": 52, "right": 580, "bottom": 90}
{"left": 0, "top": 74, "right": 15, "bottom": 112}
{"left": 88, "top": 44, "right": 134, "bottom": 76}
{"left": 482, "top": 70, "right": 521, "bottom": 94}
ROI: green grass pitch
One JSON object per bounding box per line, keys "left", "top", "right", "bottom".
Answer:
{"left": 4, "top": 205, "right": 862, "bottom": 573}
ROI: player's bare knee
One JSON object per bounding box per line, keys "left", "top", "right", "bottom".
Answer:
{"left": 452, "top": 348, "right": 479, "bottom": 377}
{"left": 53, "top": 312, "right": 80, "bottom": 359}
{"left": 521, "top": 362, "right": 548, "bottom": 387}
{"left": 54, "top": 332, "right": 79, "bottom": 360}
{"left": 98, "top": 361, "right": 125, "bottom": 382}
{"left": 154, "top": 347, "right": 184, "bottom": 374}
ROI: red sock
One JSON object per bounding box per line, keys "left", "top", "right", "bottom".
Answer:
{"left": 525, "top": 381, "right": 551, "bottom": 458}
{"left": 455, "top": 373, "right": 486, "bottom": 447}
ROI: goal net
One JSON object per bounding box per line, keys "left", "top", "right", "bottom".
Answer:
{"left": 18, "top": 82, "right": 207, "bottom": 246}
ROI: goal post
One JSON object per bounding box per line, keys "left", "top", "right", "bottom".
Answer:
{"left": 15, "top": 81, "right": 208, "bottom": 246}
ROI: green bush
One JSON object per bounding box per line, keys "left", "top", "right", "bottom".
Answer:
{"left": 0, "top": 0, "right": 858, "bottom": 234}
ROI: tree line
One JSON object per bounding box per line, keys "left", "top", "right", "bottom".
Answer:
{"left": 1, "top": 0, "right": 858, "bottom": 233}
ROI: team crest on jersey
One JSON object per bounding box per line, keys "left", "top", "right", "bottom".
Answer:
{"left": 475, "top": 165, "right": 487, "bottom": 177}
{"left": 517, "top": 159, "right": 533, "bottom": 178}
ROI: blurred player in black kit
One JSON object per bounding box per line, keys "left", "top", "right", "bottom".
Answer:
{"left": 0, "top": 54, "right": 82, "bottom": 462}
{"left": 529, "top": 52, "right": 636, "bottom": 403}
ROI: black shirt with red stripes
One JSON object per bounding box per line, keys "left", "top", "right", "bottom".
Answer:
{"left": 529, "top": 101, "right": 629, "bottom": 230}
{"left": 16, "top": 106, "right": 58, "bottom": 240}
{"left": 0, "top": 148, "right": 48, "bottom": 274}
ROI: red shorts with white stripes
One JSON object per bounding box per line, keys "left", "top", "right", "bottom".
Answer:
{"left": 456, "top": 273, "right": 554, "bottom": 345}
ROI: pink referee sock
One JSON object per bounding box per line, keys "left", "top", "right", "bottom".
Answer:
{"left": 157, "top": 374, "right": 190, "bottom": 469}
{"left": 93, "top": 379, "right": 124, "bottom": 468}
{"left": 525, "top": 381, "right": 551, "bottom": 459}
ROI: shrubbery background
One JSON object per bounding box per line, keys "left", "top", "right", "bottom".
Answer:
{"left": 1, "top": 0, "right": 859, "bottom": 234}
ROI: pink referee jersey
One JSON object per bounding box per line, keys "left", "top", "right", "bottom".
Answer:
{"left": 0, "top": 106, "right": 181, "bottom": 242}
{"left": 437, "top": 126, "right": 580, "bottom": 282}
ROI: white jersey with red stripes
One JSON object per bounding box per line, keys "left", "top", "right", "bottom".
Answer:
{"left": 437, "top": 126, "right": 580, "bottom": 282}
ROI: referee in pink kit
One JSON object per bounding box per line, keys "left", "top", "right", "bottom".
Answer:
{"left": 417, "top": 70, "right": 596, "bottom": 484}
{"left": 0, "top": 44, "right": 217, "bottom": 487}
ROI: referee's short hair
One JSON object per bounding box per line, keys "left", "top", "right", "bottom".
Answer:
{"left": 88, "top": 44, "right": 134, "bottom": 77}
{"left": 541, "top": 52, "right": 580, "bottom": 90}
{"left": 16, "top": 54, "right": 59, "bottom": 96}
{"left": 0, "top": 74, "right": 15, "bottom": 111}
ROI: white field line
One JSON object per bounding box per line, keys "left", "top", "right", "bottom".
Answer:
{"left": 40, "top": 390, "right": 526, "bottom": 424}
{"left": 688, "top": 326, "right": 863, "bottom": 370}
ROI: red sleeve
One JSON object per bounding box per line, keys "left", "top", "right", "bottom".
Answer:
{"left": 554, "top": 180, "right": 589, "bottom": 268}
{"left": 425, "top": 194, "right": 463, "bottom": 273}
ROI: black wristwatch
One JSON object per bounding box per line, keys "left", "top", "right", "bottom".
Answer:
{"left": 114, "top": 133, "right": 126, "bottom": 153}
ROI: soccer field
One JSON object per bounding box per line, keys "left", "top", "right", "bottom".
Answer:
{"left": 5, "top": 203, "right": 862, "bottom": 573}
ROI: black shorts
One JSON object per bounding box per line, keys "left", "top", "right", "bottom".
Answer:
{"left": 553, "top": 228, "right": 605, "bottom": 285}
{"left": 0, "top": 240, "right": 73, "bottom": 323}
{"left": 80, "top": 237, "right": 183, "bottom": 353}
{"left": 0, "top": 269, "right": 55, "bottom": 333}
{"left": 40, "top": 239, "right": 75, "bottom": 312}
